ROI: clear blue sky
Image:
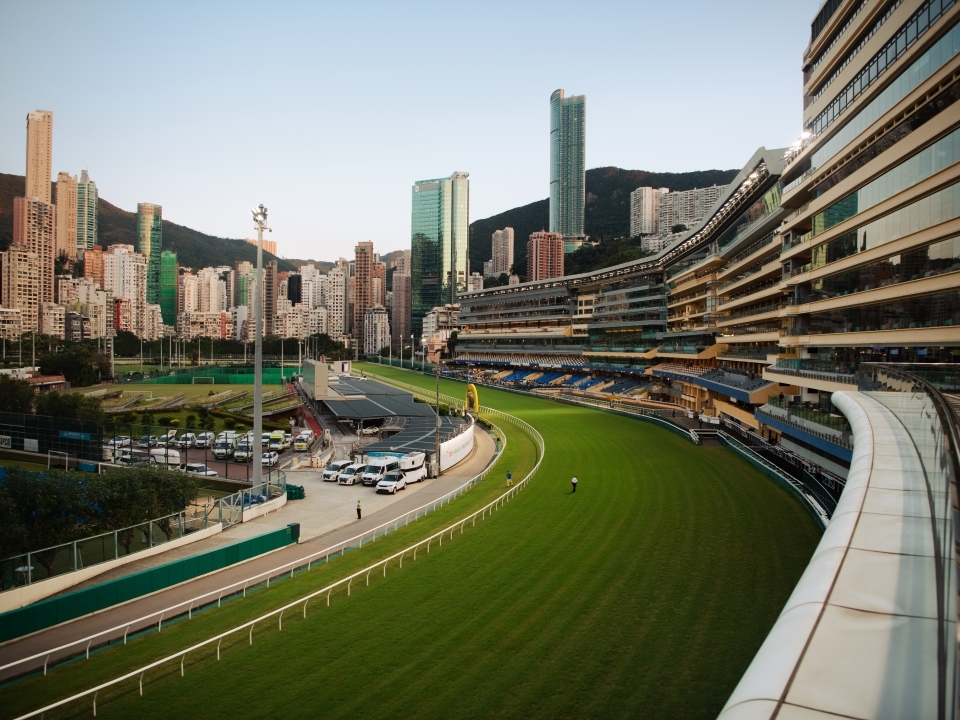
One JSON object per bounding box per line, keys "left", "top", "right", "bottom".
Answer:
{"left": 0, "top": 0, "right": 817, "bottom": 261}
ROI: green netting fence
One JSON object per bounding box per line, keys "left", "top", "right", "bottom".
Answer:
{"left": 0, "top": 525, "right": 297, "bottom": 643}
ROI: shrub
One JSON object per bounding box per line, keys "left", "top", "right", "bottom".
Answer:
{"left": 185, "top": 414, "right": 197, "bottom": 427}
{"left": 170, "top": 419, "right": 180, "bottom": 427}
{"left": 157, "top": 416, "right": 172, "bottom": 426}
{"left": 223, "top": 418, "right": 237, "bottom": 430}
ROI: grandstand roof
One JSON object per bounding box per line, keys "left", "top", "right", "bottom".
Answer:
{"left": 321, "top": 376, "right": 437, "bottom": 420}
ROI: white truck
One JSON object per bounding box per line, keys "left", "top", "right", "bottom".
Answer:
{"left": 399, "top": 452, "right": 427, "bottom": 483}
{"left": 150, "top": 447, "right": 181, "bottom": 467}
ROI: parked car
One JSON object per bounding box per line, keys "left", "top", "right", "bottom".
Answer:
{"left": 116, "top": 449, "right": 150, "bottom": 466}
{"left": 234, "top": 442, "right": 254, "bottom": 462}
{"left": 262, "top": 451, "right": 279, "bottom": 467}
{"left": 282, "top": 433, "right": 292, "bottom": 450}
{"left": 177, "top": 433, "right": 197, "bottom": 449}
{"left": 268, "top": 431, "right": 285, "bottom": 451}
{"left": 180, "top": 462, "right": 218, "bottom": 477}
{"left": 322, "top": 459, "right": 351, "bottom": 481}
{"left": 361, "top": 457, "right": 400, "bottom": 486}
{"left": 261, "top": 432, "right": 272, "bottom": 447}
{"left": 376, "top": 470, "right": 407, "bottom": 494}
{"left": 337, "top": 463, "right": 365, "bottom": 485}
{"left": 293, "top": 431, "right": 313, "bottom": 451}
{"left": 194, "top": 432, "right": 216, "bottom": 449}
{"left": 213, "top": 442, "right": 235, "bottom": 460}
{"left": 107, "top": 436, "right": 131, "bottom": 448}
{"left": 361, "top": 426, "right": 379, "bottom": 436}
{"left": 137, "top": 435, "right": 159, "bottom": 449}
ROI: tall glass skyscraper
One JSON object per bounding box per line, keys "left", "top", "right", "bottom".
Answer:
{"left": 76, "top": 170, "right": 98, "bottom": 255}
{"left": 159, "top": 250, "right": 178, "bottom": 325}
{"left": 410, "top": 172, "right": 469, "bottom": 343}
{"left": 137, "top": 203, "right": 162, "bottom": 305}
{"left": 549, "top": 89, "right": 586, "bottom": 239}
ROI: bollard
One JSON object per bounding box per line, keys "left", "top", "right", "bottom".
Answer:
{"left": 327, "top": 588, "right": 332, "bottom": 606}
{"left": 139, "top": 671, "right": 145, "bottom": 696}
{"left": 348, "top": 578, "right": 353, "bottom": 596}
{"left": 181, "top": 653, "right": 187, "bottom": 676}
{"left": 217, "top": 638, "right": 222, "bottom": 660}
{"left": 279, "top": 611, "right": 283, "bottom": 631}
{"left": 249, "top": 624, "right": 254, "bottom": 645}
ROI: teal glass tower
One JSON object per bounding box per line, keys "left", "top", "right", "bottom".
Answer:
{"left": 76, "top": 170, "right": 98, "bottom": 254}
{"left": 159, "top": 250, "right": 178, "bottom": 325}
{"left": 549, "top": 89, "right": 586, "bottom": 238}
{"left": 137, "top": 203, "right": 162, "bottom": 305}
{"left": 410, "top": 172, "right": 469, "bottom": 342}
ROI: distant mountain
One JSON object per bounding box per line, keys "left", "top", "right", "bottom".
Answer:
{"left": 0, "top": 172, "right": 297, "bottom": 272}
{"left": 468, "top": 166, "right": 739, "bottom": 276}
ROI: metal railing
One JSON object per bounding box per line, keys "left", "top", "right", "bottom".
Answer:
{"left": 1, "top": 511, "right": 208, "bottom": 593}
{"left": 1, "top": 389, "right": 535, "bottom": 700}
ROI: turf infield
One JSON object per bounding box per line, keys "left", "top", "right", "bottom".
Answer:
{"left": 1, "top": 367, "right": 820, "bottom": 719}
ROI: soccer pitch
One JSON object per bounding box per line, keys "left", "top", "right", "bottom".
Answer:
{"left": 1, "top": 368, "right": 820, "bottom": 719}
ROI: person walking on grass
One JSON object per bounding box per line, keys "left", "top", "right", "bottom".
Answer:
{"left": 357, "top": 500, "right": 362, "bottom": 520}
{"left": 571, "top": 476, "right": 578, "bottom": 493}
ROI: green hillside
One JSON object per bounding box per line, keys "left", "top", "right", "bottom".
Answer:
{"left": 468, "top": 166, "right": 739, "bottom": 277}
{"left": 0, "top": 173, "right": 296, "bottom": 272}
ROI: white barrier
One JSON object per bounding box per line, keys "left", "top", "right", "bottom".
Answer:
{"left": 440, "top": 421, "right": 474, "bottom": 471}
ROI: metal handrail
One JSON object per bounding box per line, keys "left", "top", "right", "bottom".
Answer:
{"left": 11, "top": 403, "right": 544, "bottom": 720}
{"left": 0, "top": 387, "right": 520, "bottom": 682}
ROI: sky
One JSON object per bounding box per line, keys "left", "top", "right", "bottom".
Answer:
{"left": 0, "top": 0, "right": 818, "bottom": 261}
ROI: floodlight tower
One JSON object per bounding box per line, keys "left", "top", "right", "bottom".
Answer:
{"left": 251, "top": 204, "right": 270, "bottom": 496}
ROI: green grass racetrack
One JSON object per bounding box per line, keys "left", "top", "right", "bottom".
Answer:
{"left": 1, "top": 366, "right": 820, "bottom": 719}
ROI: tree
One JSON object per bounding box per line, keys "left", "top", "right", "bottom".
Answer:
{"left": 0, "top": 375, "right": 35, "bottom": 414}
{"left": 87, "top": 472, "right": 157, "bottom": 553}
{"left": 671, "top": 223, "right": 688, "bottom": 234}
{"left": 483, "top": 273, "right": 509, "bottom": 289}
{"left": 446, "top": 330, "right": 459, "bottom": 358}
{"left": 38, "top": 344, "right": 110, "bottom": 386}
{"left": 35, "top": 391, "right": 104, "bottom": 422}
{"left": 1, "top": 468, "right": 91, "bottom": 573}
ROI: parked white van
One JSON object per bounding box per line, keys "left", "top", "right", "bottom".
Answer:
{"left": 337, "top": 463, "right": 365, "bottom": 485}
{"left": 322, "top": 459, "right": 351, "bottom": 481}
{"left": 361, "top": 457, "right": 401, "bottom": 486}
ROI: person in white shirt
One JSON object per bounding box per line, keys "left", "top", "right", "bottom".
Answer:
{"left": 571, "top": 476, "right": 578, "bottom": 493}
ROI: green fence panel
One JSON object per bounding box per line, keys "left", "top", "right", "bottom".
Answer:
{"left": 0, "top": 526, "right": 295, "bottom": 644}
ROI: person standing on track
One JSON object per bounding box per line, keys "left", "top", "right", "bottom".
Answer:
{"left": 571, "top": 476, "right": 578, "bottom": 493}
{"left": 357, "top": 500, "right": 362, "bottom": 520}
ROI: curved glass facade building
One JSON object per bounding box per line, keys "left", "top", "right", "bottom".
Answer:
{"left": 136, "top": 202, "right": 162, "bottom": 306}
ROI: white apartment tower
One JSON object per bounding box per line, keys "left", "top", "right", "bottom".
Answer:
{"left": 491, "top": 227, "right": 515, "bottom": 276}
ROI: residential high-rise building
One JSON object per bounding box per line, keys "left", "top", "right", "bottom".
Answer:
{"left": 245, "top": 237, "right": 277, "bottom": 256}
{"left": 411, "top": 172, "right": 469, "bottom": 341}
{"left": 136, "top": 203, "right": 162, "bottom": 306}
{"left": 40, "top": 302, "right": 65, "bottom": 338}
{"left": 629, "top": 187, "right": 666, "bottom": 237}
{"left": 55, "top": 172, "right": 78, "bottom": 260}
{"left": 1, "top": 244, "right": 40, "bottom": 332}
{"left": 159, "top": 250, "right": 178, "bottom": 325}
{"left": 13, "top": 197, "right": 56, "bottom": 304}
{"left": 76, "top": 170, "right": 98, "bottom": 255}
{"left": 549, "top": 90, "right": 585, "bottom": 240}
{"left": 491, "top": 227, "right": 515, "bottom": 276}
{"left": 103, "top": 244, "right": 147, "bottom": 338}
{"left": 391, "top": 273, "right": 411, "bottom": 352}
{"left": 527, "top": 231, "right": 564, "bottom": 282}
{"left": 372, "top": 260, "right": 386, "bottom": 307}
{"left": 352, "top": 241, "right": 374, "bottom": 341}
{"left": 467, "top": 272, "right": 483, "bottom": 292}
{"left": 83, "top": 245, "right": 105, "bottom": 288}
{"left": 180, "top": 272, "right": 199, "bottom": 313}
{"left": 25, "top": 110, "right": 53, "bottom": 204}
{"left": 656, "top": 185, "right": 728, "bottom": 234}
{"left": 327, "top": 267, "right": 347, "bottom": 338}
{"left": 394, "top": 249, "right": 412, "bottom": 276}
{"left": 363, "top": 305, "right": 390, "bottom": 355}
{"left": 264, "top": 260, "right": 278, "bottom": 335}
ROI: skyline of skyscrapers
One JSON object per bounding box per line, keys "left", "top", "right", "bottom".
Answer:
{"left": 410, "top": 171, "right": 469, "bottom": 342}
{"left": 549, "top": 89, "right": 585, "bottom": 242}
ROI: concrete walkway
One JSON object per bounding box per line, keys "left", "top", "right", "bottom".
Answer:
{"left": 0, "top": 428, "right": 499, "bottom": 682}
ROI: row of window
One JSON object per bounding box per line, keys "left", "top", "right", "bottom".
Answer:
{"left": 811, "top": 0, "right": 956, "bottom": 137}
{"left": 806, "top": 288, "right": 959, "bottom": 333}
{"left": 811, "top": 234, "right": 960, "bottom": 300}
{"left": 809, "top": 179, "right": 960, "bottom": 271}
{"left": 812, "top": 125, "right": 960, "bottom": 237}
{"left": 811, "top": 18, "right": 960, "bottom": 172}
